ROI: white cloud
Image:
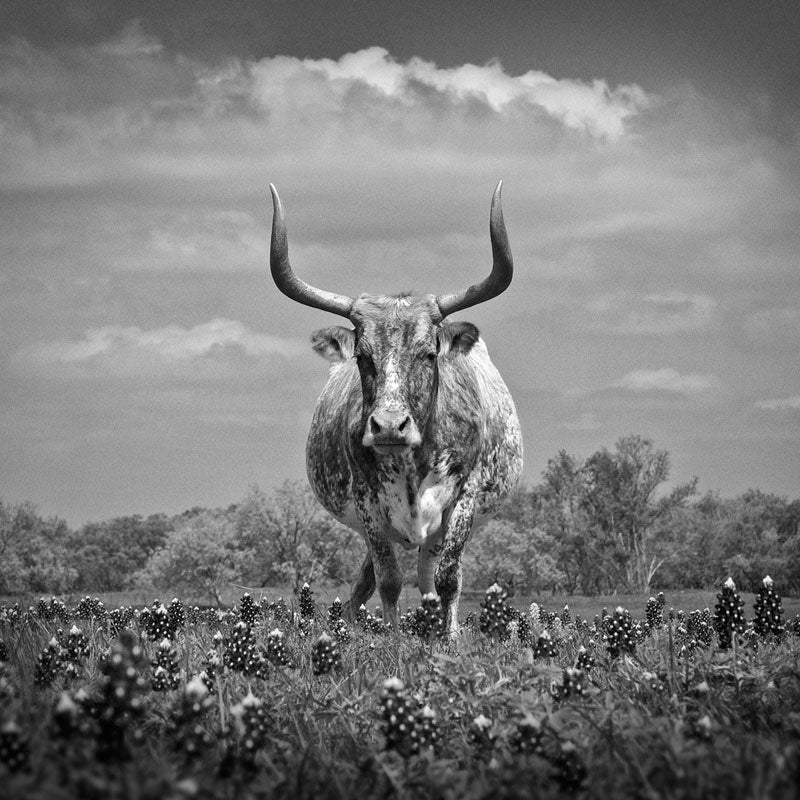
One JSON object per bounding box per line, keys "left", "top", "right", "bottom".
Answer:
{"left": 584, "top": 292, "right": 718, "bottom": 335}
{"left": 755, "top": 396, "right": 800, "bottom": 411}
{"left": 300, "top": 47, "right": 649, "bottom": 139}
{"left": 95, "top": 19, "right": 164, "bottom": 58}
{"left": 0, "top": 37, "right": 653, "bottom": 195}
{"left": 559, "top": 412, "right": 602, "bottom": 431}
{"left": 19, "top": 319, "right": 304, "bottom": 368}
{"left": 614, "top": 368, "right": 722, "bottom": 397}
{"left": 741, "top": 307, "right": 800, "bottom": 350}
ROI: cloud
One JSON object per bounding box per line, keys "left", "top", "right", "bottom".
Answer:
{"left": 584, "top": 292, "right": 718, "bottom": 335}
{"left": 18, "top": 319, "right": 305, "bottom": 372}
{"left": 613, "top": 368, "right": 722, "bottom": 397}
{"left": 0, "top": 35, "right": 654, "bottom": 195}
{"left": 559, "top": 412, "right": 602, "bottom": 431}
{"left": 300, "top": 47, "right": 649, "bottom": 139}
{"left": 740, "top": 307, "right": 800, "bottom": 351}
{"left": 96, "top": 19, "right": 164, "bottom": 58}
{"left": 755, "top": 396, "right": 800, "bottom": 411}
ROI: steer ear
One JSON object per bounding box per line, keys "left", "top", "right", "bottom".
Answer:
{"left": 437, "top": 321, "right": 480, "bottom": 358}
{"left": 311, "top": 327, "right": 355, "bottom": 363}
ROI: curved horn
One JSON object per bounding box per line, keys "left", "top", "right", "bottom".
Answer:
{"left": 435, "top": 181, "right": 514, "bottom": 319}
{"left": 270, "top": 184, "right": 353, "bottom": 317}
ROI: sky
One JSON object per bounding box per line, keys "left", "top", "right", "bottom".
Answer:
{"left": 1, "top": 0, "right": 799, "bottom": 526}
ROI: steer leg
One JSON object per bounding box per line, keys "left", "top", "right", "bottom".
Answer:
{"left": 418, "top": 539, "right": 443, "bottom": 596}
{"left": 344, "top": 551, "right": 375, "bottom": 621}
{"left": 369, "top": 535, "right": 402, "bottom": 630}
{"left": 434, "top": 495, "right": 476, "bottom": 638}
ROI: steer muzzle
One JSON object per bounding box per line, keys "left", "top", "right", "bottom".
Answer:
{"left": 362, "top": 410, "right": 422, "bottom": 454}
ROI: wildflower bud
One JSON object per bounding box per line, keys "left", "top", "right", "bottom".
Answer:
{"left": 228, "top": 691, "right": 269, "bottom": 766}
{"left": 713, "top": 579, "right": 746, "bottom": 650}
{"left": 479, "top": 584, "right": 514, "bottom": 641}
{"left": 265, "top": 628, "right": 292, "bottom": 667}
{"left": 299, "top": 583, "right": 315, "bottom": 620}
{"left": 415, "top": 705, "right": 439, "bottom": 752}
{"left": 237, "top": 593, "right": 259, "bottom": 627}
{"left": 0, "top": 721, "right": 29, "bottom": 773}
{"left": 754, "top": 575, "right": 784, "bottom": 640}
{"left": 467, "top": 714, "right": 495, "bottom": 757}
{"left": 510, "top": 713, "right": 543, "bottom": 754}
{"left": 555, "top": 740, "right": 587, "bottom": 791}
{"left": 328, "top": 597, "right": 343, "bottom": 626}
{"left": 151, "top": 638, "right": 181, "bottom": 690}
{"left": 380, "top": 678, "right": 419, "bottom": 757}
{"left": 311, "top": 633, "right": 341, "bottom": 676}
{"left": 410, "top": 594, "right": 446, "bottom": 641}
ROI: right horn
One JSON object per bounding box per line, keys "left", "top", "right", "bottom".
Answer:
{"left": 435, "top": 181, "right": 514, "bottom": 319}
{"left": 270, "top": 184, "right": 353, "bottom": 318}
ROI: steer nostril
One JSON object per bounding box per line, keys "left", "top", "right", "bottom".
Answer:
{"left": 369, "top": 416, "right": 382, "bottom": 435}
{"left": 398, "top": 416, "right": 410, "bottom": 433}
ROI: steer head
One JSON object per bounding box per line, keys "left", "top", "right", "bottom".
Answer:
{"left": 269, "top": 183, "right": 513, "bottom": 457}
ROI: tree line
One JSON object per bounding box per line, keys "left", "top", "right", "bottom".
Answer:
{"left": 2, "top": 435, "right": 798, "bottom": 601}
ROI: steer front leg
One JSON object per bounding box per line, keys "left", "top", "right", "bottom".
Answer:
{"left": 434, "top": 493, "right": 476, "bottom": 638}
{"left": 418, "top": 538, "right": 443, "bottom": 596}
{"left": 354, "top": 490, "right": 402, "bottom": 629}
{"left": 369, "top": 535, "right": 401, "bottom": 629}
{"left": 344, "top": 551, "right": 376, "bottom": 621}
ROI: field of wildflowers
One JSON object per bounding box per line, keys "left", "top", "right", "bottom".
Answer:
{"left": 1, "top": 578, "right": 799, "bottom": 799}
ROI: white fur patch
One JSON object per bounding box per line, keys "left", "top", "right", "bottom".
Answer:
{"left": 379, "top": 459, "right": 456, "bottom": 548}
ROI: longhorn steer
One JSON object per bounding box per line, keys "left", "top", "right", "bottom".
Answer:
{"left": 269, "top": 183, "right": 522, "bottom": 636}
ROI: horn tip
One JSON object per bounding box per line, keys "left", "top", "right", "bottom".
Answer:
{"left": 269, "top": 183, "right": 282, "bottom": 214}
{"left": 492, "top": 181, "right": 504, "bottom": 208}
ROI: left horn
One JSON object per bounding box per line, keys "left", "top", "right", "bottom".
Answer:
{"left": 270, "top": 184, "right": 353, "bottom": 318}
{"left": 435, "top": 181, "right": 514, "bottom": 319}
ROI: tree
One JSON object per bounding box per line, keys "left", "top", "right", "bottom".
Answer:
{"left": 234, "top": 482, "right": 366, "bottom": 593}
{"left": 134, "top": 510, "right": 248, "bottom": 605}
{"left": 532, "top": 451, "right": 611, "bottom": 594}
{"left": 0, "top": 501, "right": 76, "bottom": 595}
{"left": 580, "top": 435, "right": 697, "bottom": 592}
{"left": 705, "top": 490, "right": 797, "bottom": 591}
{"left": 67, "top": 514, "right": 172, "bottom": 592}
{"left": 463, "top": 519, "right": 566, "bottom": 595}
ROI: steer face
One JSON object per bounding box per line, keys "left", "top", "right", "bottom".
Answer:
{"left": 311, "top": 294, "right": 480, "bottom": 457}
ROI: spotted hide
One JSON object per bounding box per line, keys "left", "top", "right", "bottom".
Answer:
{"left": 269, "top": 183, "right": 523, "bottom": 636}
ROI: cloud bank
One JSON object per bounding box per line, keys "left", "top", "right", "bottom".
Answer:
{"left": 614, "top": 368, "right": 722, "bottom": 397}
{"left": 19, "top": 319, "right": 304, "bottom": 372}
{"left": 755, "top": 396, "right": 800, "bottom": 411}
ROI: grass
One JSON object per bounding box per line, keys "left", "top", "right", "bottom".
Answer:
{"left": 1, "top": 585, "right": 799, "bottom": 798}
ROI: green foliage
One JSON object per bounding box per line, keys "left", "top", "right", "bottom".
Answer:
{"left": 463, "top": 519, "right": 565, "bottom": 595}
{"left": 67, "top": 513, "right": 172, "bottom": 592}
{"left": 234, "top": 481, "right": 367, "bottom": 593}
{"left": 469, "top": 435, "right": 699, "bottom": 594}
{"left": 2, "top": 434, "right": 799, "bottom": 601}
{"left": 134, "top": 510, "right": 248, "bottom": 605}
{"left": 0, "top": 501, "right": 75, "bottom": 595}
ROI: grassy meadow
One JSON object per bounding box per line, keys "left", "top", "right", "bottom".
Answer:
{"left": 1, "top": 583, "right": 799, "bottom": 799}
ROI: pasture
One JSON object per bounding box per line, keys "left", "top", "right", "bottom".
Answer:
{"left": 1, "top": 582, "right": 799, "bottom": 799}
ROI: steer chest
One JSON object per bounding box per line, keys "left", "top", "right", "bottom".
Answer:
{"left": 366, "top": 454, "right": 462, "bottom": 550}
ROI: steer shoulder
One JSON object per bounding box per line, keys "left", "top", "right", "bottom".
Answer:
{"left": 305, "top": 360, "right": 361, "bottom": 525}
{"left": 445, "top": 338, "right": 523, "bottom": 511}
